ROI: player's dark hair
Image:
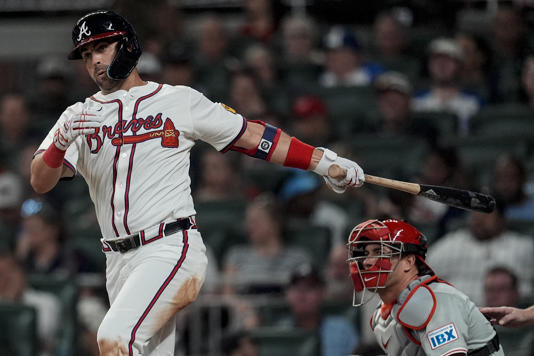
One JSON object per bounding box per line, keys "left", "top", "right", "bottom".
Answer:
{"left": 486, "top": 266, "right": 518, "bottom": 289}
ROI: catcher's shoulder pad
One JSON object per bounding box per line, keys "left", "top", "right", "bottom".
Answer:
{"left": 393, "top": 275, "right": 437, "bottom": 330}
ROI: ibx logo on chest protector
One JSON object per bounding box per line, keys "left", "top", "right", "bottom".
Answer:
{"left": 427, "top": 323, "right": 459, "bottom": 350}
{"left": 86, "top": 113, "right": 180, "bottom": 153}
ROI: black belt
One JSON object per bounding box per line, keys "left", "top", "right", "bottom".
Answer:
{"left": 468, "top": 333, "right": 500, "bottom": 356}
{"left": 105, "top": 218, "right": 194, "bottom": 253}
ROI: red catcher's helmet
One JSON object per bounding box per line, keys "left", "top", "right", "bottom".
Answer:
{"left": 347, "top": 219, "right": 431, "bottom": 306}
{"left": 68, "top": 10, "right": 142, "bottom": 80}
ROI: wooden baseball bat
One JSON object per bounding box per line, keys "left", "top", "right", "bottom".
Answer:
{"left": 328, "top": 165, "right": 496, "bottom": 213}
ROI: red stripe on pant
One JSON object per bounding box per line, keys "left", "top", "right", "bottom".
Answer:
{"left": 127, "top": 230, "right": 190, "bottom": 355}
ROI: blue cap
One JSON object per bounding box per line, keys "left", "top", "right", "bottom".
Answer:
{"left": 279, "top": 171, "right": 321, "bottom": 201}
{"left": 324, "top": 26, "right": 360, "bottom": 52}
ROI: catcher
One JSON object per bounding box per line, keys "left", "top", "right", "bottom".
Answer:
{"left": 347, "top": 219, "right": 504, "bottom": 355}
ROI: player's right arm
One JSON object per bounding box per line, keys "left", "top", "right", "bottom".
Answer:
{"left": 30, "top": 156, "right": 72, "bottom": 193}
{"left": 479, "top": 305, "right": 534, "bottom": 328}
{"left": 30, "top": 103, "right": 102, "bottom": 194}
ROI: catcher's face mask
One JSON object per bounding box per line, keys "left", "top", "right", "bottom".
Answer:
{"left": 347, "top": 220, "right": 403, "bottom": 306}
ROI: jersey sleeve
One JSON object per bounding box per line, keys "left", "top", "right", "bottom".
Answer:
{"left": 35, "top": 102, "right": 83, "bottom": 175}
{"left": 417, "top": 294, "right": 469, "bottom": 355}
{"left": 188, "top": 88, "right": 247, "bottom": 152}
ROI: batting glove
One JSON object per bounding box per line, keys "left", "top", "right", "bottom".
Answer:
{"left": 53, "top": 104, "right": 103, "bottom": 151}
{"left": 313, "top": 148, "right": 365, "bottom": 194}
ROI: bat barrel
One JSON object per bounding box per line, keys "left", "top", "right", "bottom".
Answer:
{"left": 418, "top": 184, "right": 496, "bottom": 213}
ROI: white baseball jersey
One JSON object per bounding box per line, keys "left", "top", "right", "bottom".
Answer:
{"left": 37, "top": 82, "right": 246, "bottom": 355}
{"left": 38, "top": 82, "right": 245, "bottom": 239}
{"left": 371, "top": 275, "right": 504, "bottom": 356}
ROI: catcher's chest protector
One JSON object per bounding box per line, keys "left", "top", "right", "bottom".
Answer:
{"left": 371, "top": 275, "right": 437, "bottom": 355}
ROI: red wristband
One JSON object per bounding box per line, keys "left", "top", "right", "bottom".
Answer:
{"left": 283, "top": 137, "right": 314, "bottom": 170}
{"left": 42, "top": 144, "right": 66, "bottom": 168}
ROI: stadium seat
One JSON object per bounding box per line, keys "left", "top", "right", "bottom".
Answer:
{"left": 284, "top": 222, "right": 332, "bottom": 269}
{"left": 195, "top": 199, "right": 248, "bottom": 266}
{"left": 506, "top": 219, "right": 534, "bottom": 237}
{"left": 316, "top": 86, "right": 377, "bottom": 139}
{"left": 0, "top": 303, "right": 37, "bottom": 356}
{"left": 257, "top": 300, "right": 291, "bottom": 326}
{"left": 443, "top": 135, "right": 528, "bottom": 183}
{"left": 411, "top": 110, "right": 459, "bottom": 140}
{"left": 470, "top": 104, "right": 534, "bottom": 139}
{"left": 28, "top": 274, "right": 79, "bottom": 356}
{"left": 347, "top": 134, "right": 427, "bottom": 178}
{"left": 250, "top": 327, "right": 320, "bottom": 356}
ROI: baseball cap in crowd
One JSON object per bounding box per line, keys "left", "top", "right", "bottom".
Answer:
{"left": 292, "top": 95, "right": 328, "bottom": 119}
{"left": 289, "top": 264, "right": 324, "bottom": 287}
{"left": 324, "top": 26, "right": 360, "bottom": 52}
{"left": 162, "top": 41, "right": 192, "bottom": 65}
{"left": 279, "top": 171, "right": 321, "bottom": 201}
{"left": 37, "top": 56, "right": 72, "bottom": 80}
{"left": 428, "top": 38, "right": 464, "bottom": 62}
{"left": 375, "top": 71, "right": 412, "bottom": 96}
{"left": 20, "top": 198, "right": 61, "bottom": 225}
{"left": 0, "top": 172, "right": 23, "bottom": 209}
{"left": 136, "top": 52, "right": 162, "bottom": 77}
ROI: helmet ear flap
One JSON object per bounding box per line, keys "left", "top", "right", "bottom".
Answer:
{"left": 107, "top": 34, "right": 142, "bottom": 80}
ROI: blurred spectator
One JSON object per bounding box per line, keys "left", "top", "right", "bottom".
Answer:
{"left": 222, "top": 193, "right": 311, "bottom": 295}
{"left": 194, "top": 16, "right": 235, "bottom": 101}
{"left": 290, "top": 95, "right": 334, "bottom": 146}
{"left": 519, "top": 53, "right": 534, "bottom": 106}
{"left": 76, "top": 294, "right": 107, "bottom": 356}
{"left": 408, "top": 146, "right": 468, "bottom": 229}
{"left": 280, "top": 16, "right": 321, "bottom": 66}
{"left": 141, "top": 2, "right": 184, "bottom": 58}
{"left": 483, "top": 266, "right": 533, "bottom": 356}
{"left": 490, "top": 3, "right": 531, "bottom": 102}
{"left": 279, "top": 170, "right": 349, "bottom": 245}
{"left": 238, "top": 0, "right": 278, "bottom": 46}
{"left": 28, "top": 56, "right": 74, "bottom": 129}
{"left": 280, "top": 15, "right": 322, "bottom": 89}
{"left": 244, "top": 44, "right": 290, "bottom": 115}
{"left": 427, "top": 199, "right": 534, "bottom": 305}
{"left": 0, "top": 170, "right": 24, "bottom": 248}
{"left": 0, "top": 252, "right": 61, "bottom": 355}
{"left": 456, "top": 32, "right": 497, "bottom": 103}
{"left": 229, "top": 69, "right": 267, "bottom": 118}
{"left": 136, "top": 52, "right": 162, "bottom": 82}
{"left": 221, "top": 330, "right": 259, "bottom": 356}
{"left": 484, "top": 266, "right": 520, "bottom": 308}
{"left": 371, "top": 71, "right": 438, "bottom": 143}
{"left": 161, "top": 42, "right": 194, "bottom": 87}
{"left": 370, "top": 11, "right": 420, "bottom": 81}
{"left": 319, "top": 27, "right": 382, "bottom": 87}
{"left": 0, "top": 93, "right": 33, "bottom": 169}
{"left": 276, "top": 264, "right": 359, "bottom": 356}
{"left": 15, "top": 198, "right": 93, "bottom": 275}
{"left": 412, "top": 37, "right": 482, "bottom": 134}
{"left": 194, "top": 150, "right": 244, "bottom": 203}
{"left": 324, "top": 245, "right": 353, "bottom": 302}
{"left": 492, "top": 153, "right": 534, "bottom": 221}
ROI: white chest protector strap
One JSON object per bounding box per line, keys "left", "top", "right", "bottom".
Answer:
{"left": 392, "top": 275, "right": 439, "bottom": 330}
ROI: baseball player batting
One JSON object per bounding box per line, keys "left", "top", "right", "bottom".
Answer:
{"left": 347, "top": 219, "right": 504, "bottom": 356}
{"left": 30, "top": 10, "right": 364, "bottom": 356}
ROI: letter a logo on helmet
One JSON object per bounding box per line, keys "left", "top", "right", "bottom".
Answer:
{"left": 77, "top": 22, "right": 91, "bottom": 42}
{"left": 68, "top": 10, "right": 142, "bottom": 80}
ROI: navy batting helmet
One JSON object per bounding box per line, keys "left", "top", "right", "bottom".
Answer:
{"left": 68, "top": 10, "right": 142, "bottom": 80}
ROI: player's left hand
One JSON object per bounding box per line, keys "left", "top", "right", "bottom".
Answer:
{"left": 324, "top": 156, "right": 365, "bottom": 193}
{"left": 313, "top": 148, "right": 365, "bottom": 193}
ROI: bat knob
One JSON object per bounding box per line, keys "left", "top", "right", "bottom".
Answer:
{"left": 328, "top": 164, "right": 347, "bottom": 179}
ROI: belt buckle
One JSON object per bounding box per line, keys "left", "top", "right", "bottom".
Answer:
{"left": 115, "top": 235, "right": 135, "bottom": 253}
